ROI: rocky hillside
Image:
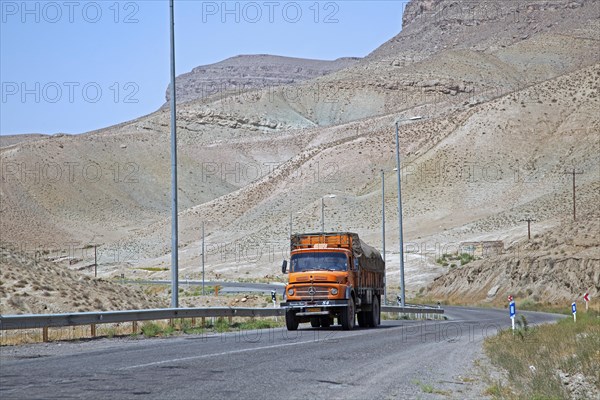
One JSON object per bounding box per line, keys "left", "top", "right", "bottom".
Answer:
{"left": 0, "top": 134, "right": 50, "bottom": 148}
{"left": 0, "top": 244, "right": 166, "bottom": 314}
{"left": 165, "top": 54, "right": 360, "bottom": 104}
{"left": 427, "top": 212, "right": 600, "bottom": 304}
{"left": 1, "top": 0, "right": 598, "bottom": 304}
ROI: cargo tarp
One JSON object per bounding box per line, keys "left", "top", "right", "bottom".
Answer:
{"left": 290, "top": 232, "right": 385, "bottom": 273}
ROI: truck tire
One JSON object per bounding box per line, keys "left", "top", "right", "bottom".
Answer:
{"left": 286, "top": 310, "right": 299, "bottom": 331}
{"left": 340, "top": 298, "right": 355, "bottom": 330}
{"left": 366, "top": 296, "right": 380, "bottom": 327}
{"left": 321, "top": 317, "right": 331, "bottom": 328}
{"left": 310, "top": 318, "right": 321, "bottom": 328}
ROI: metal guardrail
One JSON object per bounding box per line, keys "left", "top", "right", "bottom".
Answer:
{"left": 1, "top": 305, "right": 444, "bottom": 331}
{"left": 0, "top": 307, "right": 284, "bottom": 331}
{"left": 381, "top": 305, "right": 444, "bottom": 314}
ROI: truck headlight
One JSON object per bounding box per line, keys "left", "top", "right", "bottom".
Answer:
{"left": 330, "top": 288, "right": 338, "bottom": 295}
{"left": 287, "top": 288, "right": 295, "bottom": 296}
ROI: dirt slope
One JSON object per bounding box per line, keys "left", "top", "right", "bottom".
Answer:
{"left": 427, "top": 212, "right": 600, "bottom": 304}
{"left": 0, "top": 244, "right": 166, "bottom": 315}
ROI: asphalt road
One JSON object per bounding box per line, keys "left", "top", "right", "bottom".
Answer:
{"left": 0, "top": 307, "right": 563, "bottom": 400}
{"left": 126, "top": 280, "right": 286, "bottom": 294}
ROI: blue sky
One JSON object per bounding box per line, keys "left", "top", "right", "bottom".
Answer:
{"left": 1, "top": 1, "right": 407, "bottom": 135}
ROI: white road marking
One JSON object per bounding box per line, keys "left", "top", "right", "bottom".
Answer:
{"left": 119, "top": 329, "right": 377, "bottom": 370}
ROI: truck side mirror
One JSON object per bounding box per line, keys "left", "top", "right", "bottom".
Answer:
{"left": 281, "top": 260, "right": 288, "bottom": 274}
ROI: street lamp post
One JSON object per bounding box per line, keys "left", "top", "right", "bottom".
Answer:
{"left": 321, "top": 197, "right": 325, "bottom": 233}
{"left": 381, "top": 169, "right": 386, "bottom": 305}
{"left": 169, "top": 0, "right": 179, "bottom": 308}
{"left": 395, "top": 116, "right": 422, "bottom": 307}
{"left": 201, "top": 221, "right": 205, "bottom": 295}
{"left": 321, "top": 194, "right": 337, "bottom": 233}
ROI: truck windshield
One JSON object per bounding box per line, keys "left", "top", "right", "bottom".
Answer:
{"left": 291, "top": 252, "right": 348, "bottom": 272}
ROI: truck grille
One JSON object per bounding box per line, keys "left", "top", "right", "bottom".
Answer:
{"left": 296, "top": 286, "right": 330, "bottom": 299}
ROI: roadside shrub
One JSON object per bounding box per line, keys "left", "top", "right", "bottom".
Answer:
{"left": 141, "top": 322, "right": 162, "bottom": 337}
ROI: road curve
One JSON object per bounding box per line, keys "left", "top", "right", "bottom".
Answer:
{"left": 0, "top": 307, "right": 563, "bottom": 400}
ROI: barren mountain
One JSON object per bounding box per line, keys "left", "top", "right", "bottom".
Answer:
{"left": 165, "top": 54, "right": 360, "bottom": 104}
{"left": 0, "top": 134, "right": 50, "bottom": 148}
{"left": 1, "top": 0, "right": 599, "bottom": 312}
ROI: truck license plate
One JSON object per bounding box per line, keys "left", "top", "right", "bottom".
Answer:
{"left": 307, "top": 308, "right": 320, "bottom": 312}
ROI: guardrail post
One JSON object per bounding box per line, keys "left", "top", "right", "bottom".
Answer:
{"left": 132, "top": 321, "right": 138, "bottom": 334}
{"left": 228, "top": 316, "right": 233, "bottom": 324}
{"left": 42, "top": 327, "right": 49, "bottom": 342}
{"left": 91, "top": 324, "right": 96, "bottom": 338}
{"left": 191, "top": 317, "right": 196, "bottom": 327}
{"left": 201, "top": 317, "right": 206, "bottom": 327}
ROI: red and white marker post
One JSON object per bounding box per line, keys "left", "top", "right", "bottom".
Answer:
{"left": 583, "top": 292, "right": 590, "bottom": 312}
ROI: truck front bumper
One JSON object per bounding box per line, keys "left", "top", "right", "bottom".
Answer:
{"left": 280, "top": 299, "right": 349, "bottom": 309}
{"left": 280, "top": 299, "right": 349, "bottom": 317}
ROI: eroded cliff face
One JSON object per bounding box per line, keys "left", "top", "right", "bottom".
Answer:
{"left": 427, "top": 216, "right": 600, "bottom": 303}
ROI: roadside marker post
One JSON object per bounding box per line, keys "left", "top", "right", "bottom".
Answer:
{"left": 572, "top": 302, "right": 577, "bottom": 322}
{"left": 271, "top": 290, "right": 278, "bottom": 321}
{"left": 509, "top": 300, "right": 516, "bottom": 331}
{"left": 271, "top": 290, "right": 277, "bottom": 308}
{"left": 583, "top": 292, "right": 590, "bottom": 312}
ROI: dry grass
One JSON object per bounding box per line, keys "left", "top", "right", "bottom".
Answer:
{"left": 483, "top": 311, "right": 600, "bottom": 399}
{"left": 0, "top": 317, "right": 285, "bottom": 346}
{"left": 0, "top": 323, "right": 138, "bottom": 346}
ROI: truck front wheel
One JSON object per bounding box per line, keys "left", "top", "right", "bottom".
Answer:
{"left": 340, "top": 298, "right": 356, "bottom": 330}
{"left": 367, "top": 295, "right": 380, "bottom": 327}
{"left": 286, "top": 310, "right": 299, "bottom": 331}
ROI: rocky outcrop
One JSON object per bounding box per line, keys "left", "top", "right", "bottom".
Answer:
{"left": 165, "top": 54, "right": 360, "bottom": 104}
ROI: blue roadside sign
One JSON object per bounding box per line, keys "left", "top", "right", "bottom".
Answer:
{"left": 509, "top": 301, "right": 516, "bottom": 318}
{"left": 572, "top": 302, "right": 577, "bottom": 314}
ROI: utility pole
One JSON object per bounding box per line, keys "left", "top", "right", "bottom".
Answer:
{"left": 169, "top": 0, "right": 179, "bottom": 308}
{"left": 563, "top": 169, "right": 583, "bottom": 221}
{"left": 519, "top": 218, "right": 536, "bottom": 240}
{"left": 395, "top": 116, "right": 422, "bottom": 307}
{"left": 381, "top": 170, "right": 386, "bottom": 305}
{"left": 395, "top": 121, "right": 406, "bottom": 307}
{"left": 321, "top": 194, "right": 336, "bottom": 233}
{"left": 202, "top": 221, "right": 205, "bottom": 296}
{"left": 321, "top": 197, "right": 324, "bottom": 233}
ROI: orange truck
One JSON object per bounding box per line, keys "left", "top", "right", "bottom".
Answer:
{"left": 280, "top": 232, "right": 385, "bottom": 330}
